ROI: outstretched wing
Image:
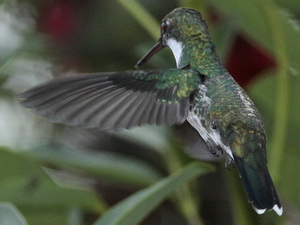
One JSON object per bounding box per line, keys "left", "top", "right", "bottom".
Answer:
{"left": 19, "top": 69, "right": 200, "bottom": 130}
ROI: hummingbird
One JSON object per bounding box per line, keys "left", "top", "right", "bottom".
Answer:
{"left": 19, "top": 8, "right": 282, "bottom": 215}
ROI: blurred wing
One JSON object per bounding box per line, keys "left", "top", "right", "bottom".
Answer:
{"left": 19, "top": 70, "right": 194, "bottom": 130}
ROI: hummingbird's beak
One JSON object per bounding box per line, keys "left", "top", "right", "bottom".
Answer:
{"left": 134, "top": 38, "right": 165, "bottom": 69}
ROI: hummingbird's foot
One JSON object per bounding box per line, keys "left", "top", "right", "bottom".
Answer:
{"left": 225, "top": 155, "right": 234, "bottom": 169}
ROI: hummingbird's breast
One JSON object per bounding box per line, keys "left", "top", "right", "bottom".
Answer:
{"left": 187, "top": 73, "right": 265, "bottom": 159}
{"left": 187, "top": 81, "right": 234, "bottom": 158}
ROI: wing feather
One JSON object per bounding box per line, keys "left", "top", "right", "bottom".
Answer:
{"left": 19, "top": 70, "right": 196, "bottom": 130}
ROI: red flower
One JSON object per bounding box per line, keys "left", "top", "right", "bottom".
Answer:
{"left": 226, "top": 35, "right": 275, "bottom": 87}
{"left": 40, "top": 0, "right": 79, "bottom": 43}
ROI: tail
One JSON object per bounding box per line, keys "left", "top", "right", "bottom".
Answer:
{"left": 234, "top": 152, "right": 283, "bottom": 216}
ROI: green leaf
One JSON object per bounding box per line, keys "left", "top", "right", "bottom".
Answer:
{"left": 115, "top": 126, "right": 171, "bottom": 154}
{"left": 0, "top": 147, "right": 105, "bottom": 225}
{"left": 0, "top": 203, "right": 28, "bottom": 225}
{"left": 249, "top": 73, "right": 300, "bottom": 150}
{"left": 23, "top": 144, "right": 162, "bottom": 187}
{"left": 93, "top": 162, "right": 214, "bottom": 225}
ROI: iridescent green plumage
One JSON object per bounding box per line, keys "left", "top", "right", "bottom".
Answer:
{"left": 134, "top": 69, "right": 200, "bottom": 101}
{"left": 19, "top": 7, "right": 282, "bottom": 215}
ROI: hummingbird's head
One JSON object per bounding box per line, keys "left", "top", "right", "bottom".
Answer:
{"left": 135, "top": 8, "right": 212, "bottom": 69}
{"left": 160, "top": 8, "right": 211, "bottom": 45}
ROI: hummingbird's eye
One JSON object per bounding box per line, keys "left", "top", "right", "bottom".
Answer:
{"left": 161, "top": 21, "right": 168, "bottom": 33}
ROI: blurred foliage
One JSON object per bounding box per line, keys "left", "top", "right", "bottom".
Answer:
{"left": 0, "top": 202, "right": 28, "bottom": 225}
{"left": 94, "top": 163, "right": 214, "bottom": 225}
{"left": 0, "top": 0, "right": 300, "bottom": 225}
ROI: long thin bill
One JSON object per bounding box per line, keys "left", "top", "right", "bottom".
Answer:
{"left": 134, "top": 38, "right": 165, "bottom": 69}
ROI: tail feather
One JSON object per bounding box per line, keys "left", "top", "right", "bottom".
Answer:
{"left": 234, "top": 154, "right": 282, "bottom": 216}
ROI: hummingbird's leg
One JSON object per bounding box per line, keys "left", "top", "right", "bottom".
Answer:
{"left": 225, "top": 155, "right": 234, "bottom": 168}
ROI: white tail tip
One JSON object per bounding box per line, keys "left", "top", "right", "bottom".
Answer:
{"left": 254, "top": 208, "right": 266, "bottom": 214}
{"left": 273, "top": 205, "right": 283, "bottom": 216}
{"left": 253, "top": 205, "right": 283, "bottom": 216}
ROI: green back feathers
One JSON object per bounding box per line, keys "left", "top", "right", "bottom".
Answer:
{"left": 133, "top": 69, "right": 200, "bottom": 103}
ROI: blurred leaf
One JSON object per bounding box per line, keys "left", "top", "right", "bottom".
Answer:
{"left": 93, "top": 162, "right": 214, "bottom": 225}
{"left": 179, "top": 0, "right": 209, "bottom": 22}
{"left": 22, "top": 144, "right": 163, "bottom": 187}
{"left": 275, "top": 0, "right": 300, "bottom": 14}
{"left": 0, "top": 203, "right": 28, "bottom": 225}
{"left": 249, "top": 73, "right": 300, "bottom": 150}
{"left": 115, "top": 126, "right": 171, "bottom": 154}
{"left": 211, "top": 19, "right": 237, "bottom": 63}
{"left": 117, "top": 0, "right": 160, "bottom": 40}
{"left": 209, "top": 0, "right": 300, "bottom": 73}
{"left": 22, "top": 207, "right": 82, "bottom": 225}
{"left": 179, "top": 0, "right": 206, "bottom": 10}
{"left": 0, "top": 177, "right": 102, "bottom": 212}
{"left": 0, "top": 1, "right": 34, "bottom": 69}
{"left": 0, "top": 147, "right": 105, "bottom": 225}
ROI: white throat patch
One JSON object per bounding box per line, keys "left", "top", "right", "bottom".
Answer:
{"left": 167, "top": 38, "right": 183, "bottom": 68}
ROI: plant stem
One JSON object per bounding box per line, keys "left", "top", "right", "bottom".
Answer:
{"left": 259, "top": 0, "right": 289, "bottom": 184}
{"left": 176, "top": 184, "right": 203, "bottom": 225}
{"left": 165, "top": 137, "right": 205, "bottom": 225}
{"left": 117, "top": 0, "right": 160, "bottom": 40}
{"left": 227, "top": 171, "right": 259, "bottom": 225}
